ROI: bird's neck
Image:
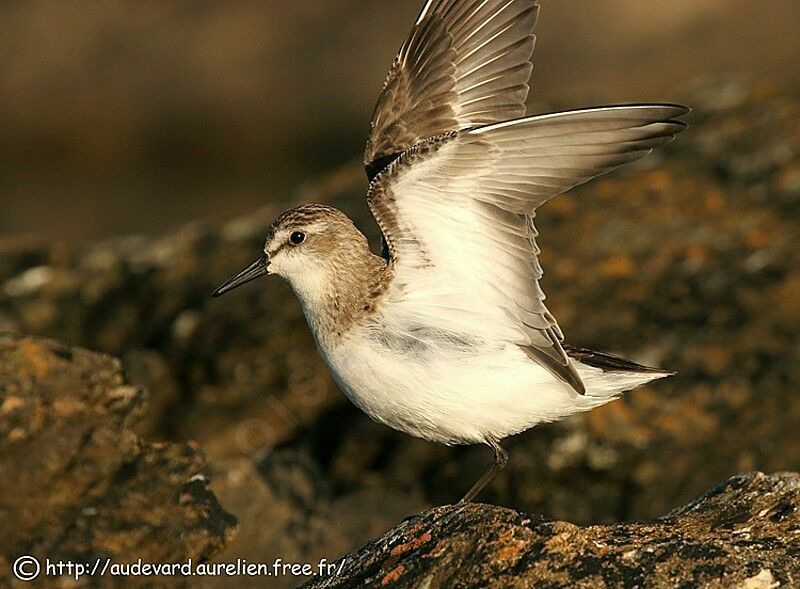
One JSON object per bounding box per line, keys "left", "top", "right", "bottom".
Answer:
{"left": 296, "top": 253, "right": 392, "bottom": 349}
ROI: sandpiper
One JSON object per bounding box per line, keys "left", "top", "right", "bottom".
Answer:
{"left": 214, "top": 0, "right": 688, "bottom": 503}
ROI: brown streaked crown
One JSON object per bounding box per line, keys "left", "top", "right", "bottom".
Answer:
{"left": 269, "top": 203, "right": 347, "bottom": 234}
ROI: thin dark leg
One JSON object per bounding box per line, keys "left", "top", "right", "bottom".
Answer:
{"left": 458, "top": 438, "right": 509, "bottom": 503}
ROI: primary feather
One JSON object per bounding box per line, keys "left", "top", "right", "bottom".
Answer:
{"left": 365, "top": 0, "right": 540, "bottom": 179}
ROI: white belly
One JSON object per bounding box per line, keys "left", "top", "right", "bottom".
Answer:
{"left": 316, "top": 324, "right": 618, "bottom": 446}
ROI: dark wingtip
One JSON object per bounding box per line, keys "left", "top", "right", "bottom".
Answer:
{"left": 572, "top": 375, "right": 587, "bottom": 396}
{"left": 521, "top": 344, "right": 587, "bottom": 395}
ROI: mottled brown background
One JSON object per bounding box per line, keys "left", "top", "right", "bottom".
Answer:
{"left": 1, "top": 3, "right": 800, "bottom": 587}
{"left": 2, "top": 0, "right": 799, "bottom": 239}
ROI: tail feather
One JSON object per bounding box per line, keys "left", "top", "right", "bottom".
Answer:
{"left": 565, "top": 345, "right": 674, "bottom": 402}
{"left": 565, "top": 344, "right": 674, "bottom": 376}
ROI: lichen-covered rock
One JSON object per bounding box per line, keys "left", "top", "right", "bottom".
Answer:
{"left": 0, "top": 81, "right": 799, "bottom": 574}
{"left": 304, "top": 472, "right": 800, "bottom": 589}
{"left": 198, "top": 452, "right": 424, "bottom": 589}
{"left": 0, "top": 334, "right": 235, "bottom": 586}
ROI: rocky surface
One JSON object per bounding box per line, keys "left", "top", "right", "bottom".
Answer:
{"left": 305, "top": 472, "right": 800, "bottom": 589}
{"left": 0, "top": 333, "right": 235, "bottom": 586}
{"left": 0, "top": 80, "right": 799, "bottom": 586}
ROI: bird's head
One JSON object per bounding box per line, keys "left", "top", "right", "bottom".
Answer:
{"left": 212, "top": 204, "right": 370, "bottom": 304}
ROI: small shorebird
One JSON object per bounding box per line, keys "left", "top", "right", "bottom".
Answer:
{"left": 214, "top": 0, "right": 688, "bottom": 503}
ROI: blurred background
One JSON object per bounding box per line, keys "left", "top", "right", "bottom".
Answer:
{"left": 1, "top": 2, "right": 800, "bottom": 587}
{"left": 2, "top": 0, "right": 799, "bottom": 239}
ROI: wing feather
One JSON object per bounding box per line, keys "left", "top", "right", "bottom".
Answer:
{"left": 368, "top": 105, "right": 689, "bottom": 394}
{"left": 365, "top": 0, "right": 539, "bottom": 179}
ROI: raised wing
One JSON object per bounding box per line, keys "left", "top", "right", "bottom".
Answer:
{"left": 364, "top": 0, "right": 539, "bottom": 180}
{"left": 368, "top": 105, "right": 689, "bottom": 394}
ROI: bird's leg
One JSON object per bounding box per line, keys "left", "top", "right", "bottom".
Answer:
{"left": 458, "top": 438, "right": 508, "bottom": 503}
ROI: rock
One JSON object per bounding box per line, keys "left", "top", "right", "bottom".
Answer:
{"left": 202, "top": 451, "right": 426, "bottom": 589}
{"left": 0, "top": 80, "right": 799, "bottom": 571}
{"left": 0, "top": 334, "right": 235, "bottom": 586}
{"left": 303, "top": 472, "right": 800, "bottom": 589}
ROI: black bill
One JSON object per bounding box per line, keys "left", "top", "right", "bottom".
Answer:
{"left": 212, "top": 255, "right": 270, "bottom": 297}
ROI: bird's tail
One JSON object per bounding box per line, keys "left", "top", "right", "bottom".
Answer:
{"left": 566, "top": 345, "right": 674, "bottom": 401}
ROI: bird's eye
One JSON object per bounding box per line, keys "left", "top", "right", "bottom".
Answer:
{"left": 289, "top": 231, "right": 306, "bottom": 245}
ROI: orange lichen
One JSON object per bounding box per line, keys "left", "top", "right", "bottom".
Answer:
{"left": 389, "top": 531, "right": 432, "bottom": 557}
{"left": 489, "top": 528, "right": 529, "bottom": 567}
{"left": 704, "top": 188, "right": 726, "bottom": 213}
{"left": 601, "top": 255, "right": 635, "bottom": 279}
{"left": 381, "top": 564, "right": 405, "bottom": 585}
{"left": 646, "top": 169, "right": 671, "bottom": 192}
{"left": 745, "top": 227, "right": 769, "bottom": 249}
{"left": 18, "top": 339, "right": 53, "bottom": 378}
{"left": 685, "top": 244, "right": 708, "bottom": 269}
